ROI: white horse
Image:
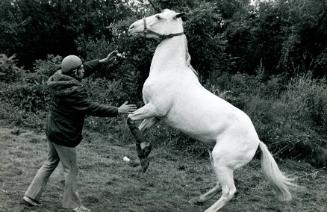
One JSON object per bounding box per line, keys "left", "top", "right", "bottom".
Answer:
{"left": 127, "top": 9, "right": 295, "bottom": 212}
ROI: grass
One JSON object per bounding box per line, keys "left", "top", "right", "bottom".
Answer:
{"left": 0, "top": 123, "right": 326, "bottom": 212}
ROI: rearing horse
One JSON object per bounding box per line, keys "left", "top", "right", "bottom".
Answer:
{"left": 127, "top": 9, "right": 295, "bottom": 212}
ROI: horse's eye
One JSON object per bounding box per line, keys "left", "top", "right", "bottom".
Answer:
{"left": 155, "top": 15, "right": 162, "bottom": 20}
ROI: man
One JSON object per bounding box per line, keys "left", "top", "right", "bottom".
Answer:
{"left": 23, "top": 52, "right": 137, "bottom": 212}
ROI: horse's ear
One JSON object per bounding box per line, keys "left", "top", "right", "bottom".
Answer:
{"left": 174, "top": 12, "right": 187, "bottom": 21}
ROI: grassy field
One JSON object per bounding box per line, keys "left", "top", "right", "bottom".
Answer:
{"left": 0, "top": 124, "right": 326, "bottom": 212}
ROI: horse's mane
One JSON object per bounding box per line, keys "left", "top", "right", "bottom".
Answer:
{"left": 183, "top": 36, "right": 199, "bottom": 78}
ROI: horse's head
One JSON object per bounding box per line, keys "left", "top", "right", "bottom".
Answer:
{"left": 128, "top": 9, "right": 185, "bottom": 40}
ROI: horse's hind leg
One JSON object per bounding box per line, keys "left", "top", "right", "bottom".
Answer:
{"left": 189, "top": 183, "right": 221, "bottom": 205}
{"left": 204, "top": 141, "right": 239, "bottom": 212}
{"left": 205, "top": 165, "right": 236, "bottom": 212}
{"left": 204, "top": 132, "right": 258, "bottom": 212}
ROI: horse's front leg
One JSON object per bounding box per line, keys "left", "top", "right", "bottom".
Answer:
{"left": 127, "top": 103, "right": 159, "bottom": 172}
{"left": 139, "top": 117, "right": 160, "bottom": 132}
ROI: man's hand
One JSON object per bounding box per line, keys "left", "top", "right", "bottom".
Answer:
{"left": 118, "top": 101, "right": 137, "bottom": 114}
{"left": 99, "top": 50, "right": 118, "bottom": 63}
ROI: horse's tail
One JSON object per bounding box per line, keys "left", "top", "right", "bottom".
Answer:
{"left": 259, "top": 141, "right": 296, "bottom": 201}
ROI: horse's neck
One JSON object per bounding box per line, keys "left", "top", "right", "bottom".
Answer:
{"left": 150, "top": 35, "right": 188, "bottom": 75}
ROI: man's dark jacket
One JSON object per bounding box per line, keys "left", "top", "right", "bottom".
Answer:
{"left": 46, "top": 60, "right": 118, "bottom": 147}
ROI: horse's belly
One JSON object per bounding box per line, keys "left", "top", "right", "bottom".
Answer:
{"left": 164, "top": 89, "right": 252, "bottom": 143}
{"left": 164, "top": 106, "right": 229, "bottom": 143}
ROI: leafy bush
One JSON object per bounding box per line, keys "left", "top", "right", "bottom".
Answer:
{"left": 82, "top": 77, "right": 134, "bottom": 137}
{"left": 3, "top": 83, "right": 49, "bottom": 112}
{"left": 0, "top": 54, "right": 54, "bottom": 129}
{"left": 211, "top": 72, "right": 327, "bottom": 161}
{"left": 33, "top": 54, "right": 62, "bottom": 80}
{"left": 281, "top": 73, "right": 327, "bottom": 129}
{"left": 0, "top": 54, "right": 23, "bottom": 82}
{"left": 76, "top": 36, "right": 116, "bottom": 63}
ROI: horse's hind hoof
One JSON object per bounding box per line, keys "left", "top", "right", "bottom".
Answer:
{"left": 188, "top": 197, "right": 204, "bottom": 205}
{"left": 140, "top": 158, "right": 150, "bottom": 173}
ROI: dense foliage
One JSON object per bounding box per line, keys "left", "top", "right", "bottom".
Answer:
{"left": 1, "top": 0, "right": 326, "bottom": 76}
{"left": 0, "top": 0, "right": 326, "bottom": 167}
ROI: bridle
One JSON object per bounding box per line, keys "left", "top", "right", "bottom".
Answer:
{"left": 143, "top": 18, "right": 184, "bottom": 40}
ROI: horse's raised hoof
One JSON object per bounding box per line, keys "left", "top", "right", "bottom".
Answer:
{"left": 188, "top": 197, "right": 204, "bottom": 205}
{"left": 136, "top": 143, "right": 152, "bottom": 159}
{"left": 140, "top": 158, "right": 150, "bottom": 173}
{"left": 142, "top": 144, "right": 152, "bottom": 158}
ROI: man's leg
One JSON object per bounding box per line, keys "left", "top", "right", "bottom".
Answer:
{"left": 24, "top": 141, "right": 60, "bottom": 202}
{"left": 52, "top": 143, "right": 82, "bottom": 209}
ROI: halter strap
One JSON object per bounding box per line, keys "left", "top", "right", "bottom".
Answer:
{"left": 143, "top": 18, "right": 184, "bottom": 40}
